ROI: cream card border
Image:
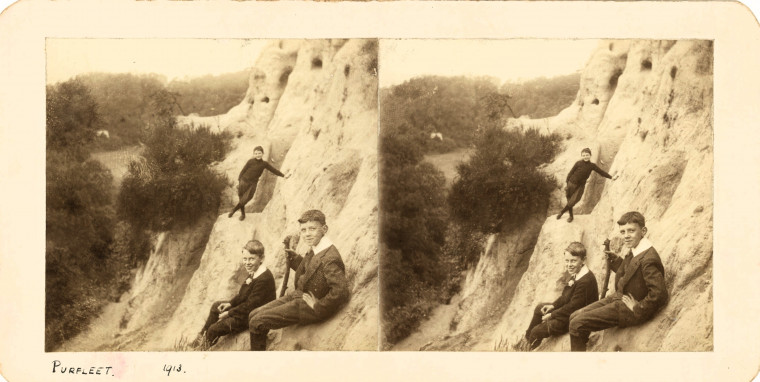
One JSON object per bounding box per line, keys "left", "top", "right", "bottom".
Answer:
{"left": 1, "top": 1, "right": 759, "bottom": 381}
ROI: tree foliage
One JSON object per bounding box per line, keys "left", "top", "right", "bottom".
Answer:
{"left": 380, "top": 73, "right": 580, "bottom": 156}
{"left": 379, "top": 97, "right": 450, "bottom": 346}
{"left": 380, "top": 73, "right": 578, "bottom": 345}
{"left": 380, "top": 76, "right": 504, "bottom": 154}
{"left": 76, "top": 73, "right": 167, "bottom": 150}
{"left": 117, "top": 91, "right": 231, "bottom": 233}
{"left": 167, "top": 71, "right": 249, "bottom": 117}
{"left": 45, "top": 79, "right": 117, "bottom": 350}
{"left": 501, "top": 73, "right": 581, "bottom": 119}
{"left": 450, "top": 127, "right": 562, "bottom": 234}
{"left": 45, "top": 78, "right": 234, "bottom": 350}
{"left": 46, "top": 79, "right": 102, "bottom": 160}
{"left": 74, "top": 71, "right": 248, "bottom": 151}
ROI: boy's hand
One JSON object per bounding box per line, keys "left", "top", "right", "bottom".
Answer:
{"left": 540, "top": 305, "right": 554, "bottom": 315}
{"left": 621, "top": 293, "right": 637, "bottom": 312}
{"left": 541, "top": 313, "right": 552, "bottom": 321}
{"left": 217, "top": 302, "right": 231, "bottom": 312}
{"left": 218, "top": 311, "right": 230, "bottom": 321}
{"left": 602, "top": 248, "right": 618, "bottom": 261}
{"left": 284, "top": 249, "right": 298, "bottom": 262}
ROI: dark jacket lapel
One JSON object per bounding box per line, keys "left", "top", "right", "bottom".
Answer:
{"left": 300, "top": 245, "right": 333, "bottom": 286}
{"left": 618, "top": 252, "right": 644, "bottom": 291}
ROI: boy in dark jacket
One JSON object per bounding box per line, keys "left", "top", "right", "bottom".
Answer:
{"left": 192, "top": 240, "right": 276, "bottom": 348}
{"left": 229, "top": 146, "right": 290, "bottom": 221}
{"left": 524, "top": 242, "right": 598, "bottom": 350}
{"left": 568, "top": 211, "right": 668, "bottom": 351}
{"left": 247, "top": 210, "right": 349, "bottom": 351}
{"left": 557, "top": 148, "right": 617, "bottom": 222}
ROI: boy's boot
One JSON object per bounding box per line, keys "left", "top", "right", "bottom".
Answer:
{"left": 557, "top": 206, "right": 567, "bottom": 219}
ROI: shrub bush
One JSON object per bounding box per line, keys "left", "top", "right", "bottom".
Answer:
{"left": 449, "top": 127, "right": 562, "bottom": 234}
{"left": 118, "top": 124, "right": 231, "bottom": 231}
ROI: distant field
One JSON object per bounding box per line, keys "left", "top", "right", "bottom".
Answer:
{"left": 91, "top": 145, "right": 143, "bottom": 192}
{"left": 424, "top": 148, "right": 473, "bottom": 186}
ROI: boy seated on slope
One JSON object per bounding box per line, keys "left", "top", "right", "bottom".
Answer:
{"left": 521, "top": 242, "right": 599, "bottom": 350}
{"left": 191, "top": 240, "right": 276, "bottom": 349}
{"left": 568, "top": 211, "right": 668, "bottom": 351}
{"left": 247, "top": 209, "right": 349, "bottom": 351}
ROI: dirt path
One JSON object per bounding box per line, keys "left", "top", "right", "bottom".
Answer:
{"left": 91, "top": 145, "right": 143, "bottom": 193}
{"left": 423, "top": 148, "right": 472, "bottom": 186}
{"left": 56, "top": 293, "right": 131, "bottom": 352}
{"left": 391, "top": 295, "right": 462, "bottom": 351}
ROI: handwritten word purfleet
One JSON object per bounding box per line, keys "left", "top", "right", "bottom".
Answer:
{"left": 52, "top": 360, "right": 113, "bottom": 376}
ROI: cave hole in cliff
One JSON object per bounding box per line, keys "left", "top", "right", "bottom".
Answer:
{"left": 344, "top": 64, "right": 351, "bottom": 77}
{"left": 312, "top": 129, "right": 320, "bottom": 139}
{"left": 670, "top": 66, "right": 678, "bottom": 79}
{"left": 641, "top": 59, "right": 652, "bottom": 71}
{"left": 254, "top": 72, "right": 266, "bottom": 80}
{"left": 337, "top": 111, "right": 343, "bottom": 120}
{"left": 279, "top": 66, "right": 293, "bottom": 86}
{"left": 311, "top": 57, "right": 323, "bottom": 69}
{"left": 608, "top": 68, "right": 623, "bottom": 89}
{"left": 638, "top": 117, "right": 642, "bottom": 124}
{"left": 278, "top": 41, "right": 284, "bottom": 49}
{"left": 261, "top": 96, "right": 270, "bottom": 103}
{"left": 609, "top": 42, "right": 614, "bottom": 51}
{"left": 592, "top": 98, "right": 599, "bottom": 105}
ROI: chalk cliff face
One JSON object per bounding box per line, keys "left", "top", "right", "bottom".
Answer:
{"left": 417, "top": 40, "right": 713, "bottom": 351}
{"left": 112, "top": 39, "right": 378, "bottom": 351}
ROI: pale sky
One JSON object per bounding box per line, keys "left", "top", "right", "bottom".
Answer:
{"left": 46, "top": 39, "right": 269, "bottom": 84}
{"left": 379, "top": 39, "right": 600, "bottom": 87}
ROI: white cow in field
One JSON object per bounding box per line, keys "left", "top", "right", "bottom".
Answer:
{"left": 96, "top": 130, "right": 110, "bottom": 139}
{"left": 430, "top": 132, "right": 443, "bottom": 141}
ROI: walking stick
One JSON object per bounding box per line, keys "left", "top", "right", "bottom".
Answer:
{"left": 599, "top": 238, "right": 612, "bottom": 299}
{"left": 279, "top": 235, "right": 298, "bottom": 298}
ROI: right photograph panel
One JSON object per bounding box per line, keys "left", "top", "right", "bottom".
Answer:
{"left": 378, "top": 39, "right": 713, "bottom": 352}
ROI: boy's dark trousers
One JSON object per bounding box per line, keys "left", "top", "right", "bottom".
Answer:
{"left": 230, "top": 180, "right": 258, "bottom": 217}
{"left": 569, "top": 247, "right": 667, "bottom": 351}
{"left": 526, "top": 303, "right": 569, "bottom": 349}
{"left": 201, "top": 301, "right": 248, "bottom": 346}
{"left": 568, "top": 294, "right": 635, "bottom": 351}
{"left": 248, "top": 293, "right": 321, "bottom": 351}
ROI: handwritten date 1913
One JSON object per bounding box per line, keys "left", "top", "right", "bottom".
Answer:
{"left": 163, "top": 364, "right": 186, "bottom": 376}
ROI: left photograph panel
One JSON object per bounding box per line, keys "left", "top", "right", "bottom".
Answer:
{"left": 45, "top": 38, "right": 379, "bottom": 352}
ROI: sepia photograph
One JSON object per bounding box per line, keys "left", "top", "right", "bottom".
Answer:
{"left": 45, "top": 38, "right": 379, "bottom": 352}
{"left": 1, "top": 1, "right": 759, "bottom": 381}
{"left": 379, "top": 39, "right": 713, "bottom": 352}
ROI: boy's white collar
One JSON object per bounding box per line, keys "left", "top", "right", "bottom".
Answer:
{"left": 250, "top": 265, "right": 267, "bottom": 279}
{"left": 632, "top": 237, "right": 653, "bottom": 257}
{"left": 573, "top": 265, "right": 589, "bottom": 280}
{"left": 311, "top": 236, "right": 334, "bottom": 255}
